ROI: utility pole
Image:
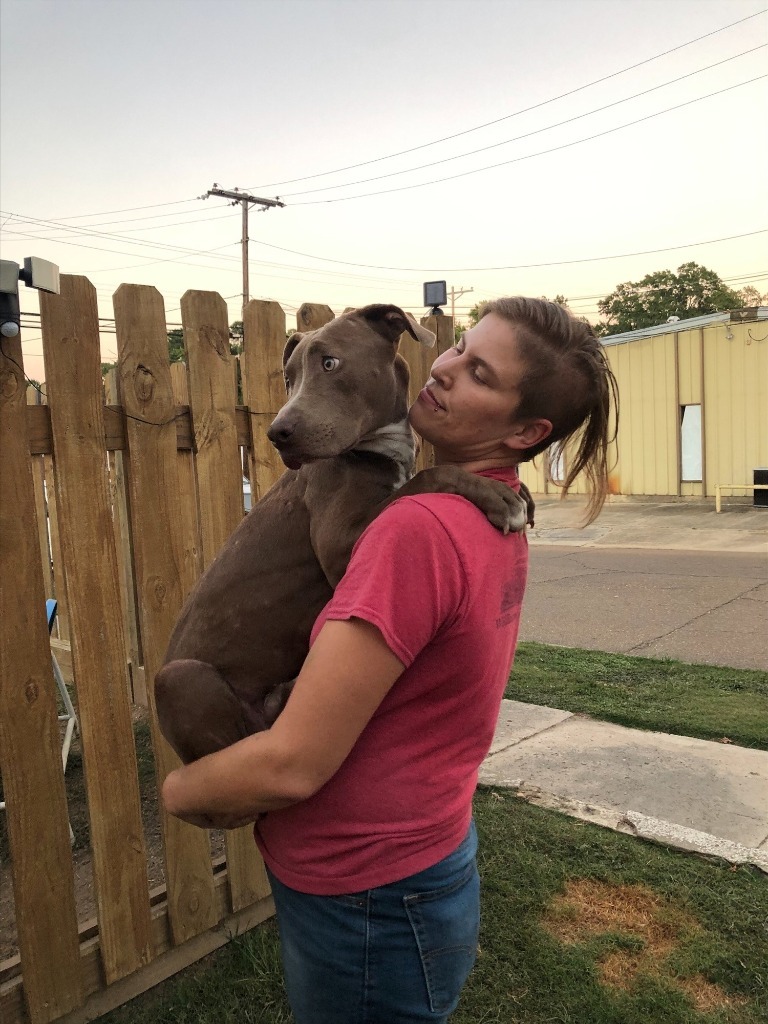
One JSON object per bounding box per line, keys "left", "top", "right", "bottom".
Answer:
{"left": 202, "top": 185, "right": 285, "bottom": 317}
{"left": 449, "top": 285, "right": 474, "bottom": 323}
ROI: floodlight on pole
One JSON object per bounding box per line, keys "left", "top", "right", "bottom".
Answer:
{"left": 0, "top": 257, "right": 60, "bottom": 337}
{"left": 423, "top": 280, "right": 447, "bottom": 317}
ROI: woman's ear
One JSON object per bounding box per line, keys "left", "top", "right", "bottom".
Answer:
{"left": 504, "top": 418, "right": 553, "bottom": 453}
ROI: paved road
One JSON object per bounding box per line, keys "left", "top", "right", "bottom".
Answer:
{"left": 520, "top": 544, "right": 768, "bottom": 671}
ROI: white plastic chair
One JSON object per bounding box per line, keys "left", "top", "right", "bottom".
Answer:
{"left": 46, "top": 600, "right": 79, "bottom": 776}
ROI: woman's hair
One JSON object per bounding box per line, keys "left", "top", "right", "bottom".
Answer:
{"left": 479, "top": 297, "right": 619, "bottom": 524}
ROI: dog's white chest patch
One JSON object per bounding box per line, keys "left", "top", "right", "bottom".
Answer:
{"left": 353, "top": 418, "right": 416, "bottom": 488}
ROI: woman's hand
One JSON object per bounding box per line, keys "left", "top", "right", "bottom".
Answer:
{"left": 168, "top": 805, "right": 262, "bottom": 831}
{"left": 160, "top": 619, "right": 404, "bottom": 829}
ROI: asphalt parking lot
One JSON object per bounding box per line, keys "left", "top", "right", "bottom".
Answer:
{"left": 520, "top": 497, "right": 768, "bottom": 671}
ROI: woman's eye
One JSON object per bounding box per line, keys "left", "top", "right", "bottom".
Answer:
{"left": 322, "top": 356, "right": 340, "bottom": 372}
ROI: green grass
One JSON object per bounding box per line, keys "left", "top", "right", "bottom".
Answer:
{"left": 506, "top": 643, "right": 768, "bottom": 750}
{"left": 100, "top": 789, "right": 768, "bottom": 1024}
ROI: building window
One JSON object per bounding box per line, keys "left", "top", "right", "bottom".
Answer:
{"left": 680, "top": 405, "right": 702, "bottom": 482}
{"left": 548, "top": 442, "right": 566, "bottom": 484}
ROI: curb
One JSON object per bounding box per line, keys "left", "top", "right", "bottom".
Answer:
{"left": 488, "top": 781, "right": 768, "bottom": 874}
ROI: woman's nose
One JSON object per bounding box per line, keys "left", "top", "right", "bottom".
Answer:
{"left": 430, "top": 351, "right": 453, "bottom": 386}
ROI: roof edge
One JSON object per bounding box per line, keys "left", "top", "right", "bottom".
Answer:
{"left": 599, "top": 306, "right": 768, "bottom": 345}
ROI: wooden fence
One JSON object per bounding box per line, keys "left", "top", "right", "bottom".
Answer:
{"left": 0, "top": 278, "right": 453, "bottom": 1024}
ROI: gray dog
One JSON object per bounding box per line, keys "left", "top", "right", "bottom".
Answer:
{"left": 156, "top": 304, "right": 531, "bottom": 764}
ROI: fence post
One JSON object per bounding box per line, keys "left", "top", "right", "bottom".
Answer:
{"left": 180, "top": 289, "right": 271, "bottom": 912}
{"left": 114, "top": 284, "right": 218, "bottom": 944}
{"left": 40, "top": 276, "right": 153, "bottom": 983}
{"left": 242, "top": 299, "right": 286, "bottom": 500}
{"left": 1, "top": 323, "right": 83, "bottom": 1020}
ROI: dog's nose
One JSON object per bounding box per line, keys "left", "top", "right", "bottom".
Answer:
{"left": 267, "top": 421, "right": 294, "bottom": 446}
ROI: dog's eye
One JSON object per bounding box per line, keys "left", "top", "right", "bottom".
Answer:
{"left": 322, "top": 356, "right": 340, "bottom": 372}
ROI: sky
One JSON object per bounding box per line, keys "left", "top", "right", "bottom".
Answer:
{"left": 1, "top": 0, "right": 766, "bottom": 381}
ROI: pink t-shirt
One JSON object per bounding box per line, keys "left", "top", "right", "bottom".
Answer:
{"left": 255, "top": 466, "right": 528, "bottom": 894}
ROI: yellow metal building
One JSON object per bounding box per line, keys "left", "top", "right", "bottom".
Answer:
{"left": 518, "top": 308, "right": 768, "bottom": 502}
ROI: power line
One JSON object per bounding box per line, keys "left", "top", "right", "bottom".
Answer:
{"left": 243, "top": 228, "right": 768, "bottom": 273}
{"left": 18, "top": 209, "right": 235, "bottom": 235}
{"left": 281, "top": 45, "right": 766, "bottom": 199}
{"left": 5, "top": 216, "right": 766, "bottom": 285}
{"left": 0, "top": 228, "right": 241, "bottom": 272}
{"left": 2, "top": 214, "right": 418, "bottom": 285}
{"left": 246, "top": 8, "right": 767, "bottom": 191}
{"left": 290, "top": 74, "right": 768, "bottom": 205}
{"left": 48, "top": 197, "right": 202, "bottom": 221}
{"left": 4, "top": 228, "right": 423, "bottom": 292}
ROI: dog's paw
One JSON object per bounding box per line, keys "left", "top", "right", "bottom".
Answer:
{"left": 394, "top": 467, "right": 532, "bottom": 534}
{"left": 481, "top": 484, "right": 528, "bottom": 535}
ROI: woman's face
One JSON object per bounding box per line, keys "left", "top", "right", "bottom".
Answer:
{"left": 408, "top": 312, "right": 551, "bottom": 467}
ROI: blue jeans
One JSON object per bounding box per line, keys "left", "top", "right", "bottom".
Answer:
{"left": 266, "top": 821, "right": 480, "bottom": 1023}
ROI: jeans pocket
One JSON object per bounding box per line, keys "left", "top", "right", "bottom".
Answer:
{"left": 403, "top": 862, "right": 480, "bottom": 1015}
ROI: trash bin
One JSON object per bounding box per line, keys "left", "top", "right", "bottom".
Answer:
{"left": 755, "top": 468, "right": 768, "bottom": 508}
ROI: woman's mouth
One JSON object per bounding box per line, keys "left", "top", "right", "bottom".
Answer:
{"left": 418, "top": 386, "right": 445, "bottom": 411}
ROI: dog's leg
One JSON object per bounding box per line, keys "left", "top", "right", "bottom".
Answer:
{"left": 381, "top": 467, "right": 533, "bottom": 535}
{"left": 155, "top": 659, "right": 263, "bottom": 764}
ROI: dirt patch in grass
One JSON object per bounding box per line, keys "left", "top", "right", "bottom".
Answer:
{"left": 541, "top": 877, "right": 746, "bottom": 1013}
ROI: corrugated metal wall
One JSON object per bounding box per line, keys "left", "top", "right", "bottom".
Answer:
{"left": 518, "top": 317, "right": 768, "bottom": 499}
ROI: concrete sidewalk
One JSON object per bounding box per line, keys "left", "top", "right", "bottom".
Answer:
{"left": 480, "top": 700, "right": 768, "bottom": 873}
{"left": 480, "top": 498, "right": 768, "bottom": 868}
{"left": 526, "top": 494, "right": 768, "bottom": 555}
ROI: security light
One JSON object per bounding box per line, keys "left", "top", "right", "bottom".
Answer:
{"left": 423, "top": 280, "right": 447, "bottom": 316}
{"left": 0, "top": 257, "right": 60, "bottom": 338}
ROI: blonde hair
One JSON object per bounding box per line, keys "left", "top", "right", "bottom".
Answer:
{"left": 479, "top": 297, "right": 619, "bottom": 523}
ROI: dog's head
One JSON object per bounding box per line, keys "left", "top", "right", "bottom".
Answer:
{"left": 267, "top": 304, "right": 435, "bottom": 469}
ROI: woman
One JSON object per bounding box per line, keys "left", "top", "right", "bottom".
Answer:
{"left": 163, "top": 297, "right": 618, "bottom": 1023}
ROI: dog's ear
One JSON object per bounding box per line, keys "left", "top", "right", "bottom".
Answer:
{"left": 283, "top": 332, "right": 303, "bottom": 369}
{"left": 358, "top": 304, "right": 436, "bottom": 349}
{"left": 403, "top": 311, "right": 437, "bottom": 348}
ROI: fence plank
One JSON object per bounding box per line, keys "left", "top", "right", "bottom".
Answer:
{"left": 1, "top": 330, "right": 83, "bottom": 1020}
{"left": 1, "top": 879, "right": 274, "bottom": 1024}
{"left": 114, "top": 284, "right": 219, "bottom": 945}
{"left": 296, "top": 302, "right": 334, "bottom": 332}
{"left": 242, "top": 299, "right": 286, "bottom": 500}
{"left": 39, "top": 276, "right": 153, "bottom": 983}
{"left": 105, "top": 369, "right": 144, "bottom": 703}
{"left": 180, "top": 290, "right": 270, "bottom": 912}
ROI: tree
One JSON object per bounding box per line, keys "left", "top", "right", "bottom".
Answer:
{"left": 737, "top": 285, "right": 767, "bottom": 308}
{"left": 167, "top": 328, "right": 185, "bottom": 363}
{"left": 229, "top": 320, "right": 244, "bottom": 356}
{"left": 597, "top": 263, "right": 742, "bottom": 336}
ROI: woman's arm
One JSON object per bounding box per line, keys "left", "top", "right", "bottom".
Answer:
{"left": 162, "top": 618, "right": 405, "bottom": 829}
